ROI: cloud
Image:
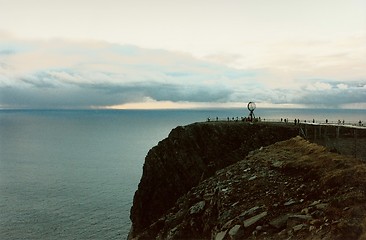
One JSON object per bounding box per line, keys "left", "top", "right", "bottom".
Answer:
{"left": 0, "top": 36, "right": 365, "bottom": 109}
{"left": 337, "top": 83, "right": 348, "bottom": 90}
{"left": 306, "top": 82, "right": 332, "bottom": 91}
{"left": 294, "top": 87, "right": 366, "bottom": 107}
{"left": 290, "top": 81, "right": 366, "bottom": 107}
{"left": 0, "top": 38, "right": 252, "bottom": 108}
{"left": 0, "top": 79, "right": 234, "bottom": 109}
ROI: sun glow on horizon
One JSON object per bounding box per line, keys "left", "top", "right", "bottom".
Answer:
{"left": 97, "top": 98, "right": 311, "bottom": 110}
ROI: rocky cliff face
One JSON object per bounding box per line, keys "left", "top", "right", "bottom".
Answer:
{"left": 132, "top": 136, "right": 366, "bottom": 239}
{"left": 129, "top": 122, "right": 299, "bottom": 237}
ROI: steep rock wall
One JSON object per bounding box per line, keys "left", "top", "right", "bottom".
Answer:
{"left": 133, "top": 136, "right": 366, "bottom": 239}
{"left": 129, "top": 122, "right": 299, "bottom": 237}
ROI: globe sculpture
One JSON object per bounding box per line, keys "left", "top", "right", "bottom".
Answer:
{"left": 247, "top": 102, "right": 256, "bottom": 122}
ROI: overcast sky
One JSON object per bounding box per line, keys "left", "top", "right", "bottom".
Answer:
{"left": 0, "top": 0, "right": 365, "bottom": 109}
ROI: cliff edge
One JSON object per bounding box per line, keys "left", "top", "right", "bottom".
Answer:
{"left": 129, "top": 122, "right": 299, "bottom": 237}
{"left": 130, "top": 122, "right": 366, "bottom": 239}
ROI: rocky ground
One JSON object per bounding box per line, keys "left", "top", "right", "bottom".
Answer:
{"left": 132, "top": 136, "right": 366, "bottom": 239}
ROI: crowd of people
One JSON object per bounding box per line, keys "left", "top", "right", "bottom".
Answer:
{"left": 207, "top": 116, "right": 363, "bottom": 127}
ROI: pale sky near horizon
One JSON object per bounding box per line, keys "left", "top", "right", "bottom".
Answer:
{"left": 0, "top": 0, "right": 365, "bottom": 109}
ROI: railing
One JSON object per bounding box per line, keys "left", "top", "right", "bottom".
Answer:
{"left": 206, "top": 117, "right": 364, "bottom": 128}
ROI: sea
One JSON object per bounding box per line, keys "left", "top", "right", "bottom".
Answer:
{"left": 0, "top": 108, "right": 365, "bottom": 239}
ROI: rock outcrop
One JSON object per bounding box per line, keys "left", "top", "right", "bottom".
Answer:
{"left": 131, "top": 136, "right": 366, "bottom": 239}
{"left": 129, "top": 122, "right": 300, "bottom": 237}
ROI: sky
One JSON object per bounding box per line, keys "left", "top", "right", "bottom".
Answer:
{"left": 0, "top": 0, "right": 365, "bottom": 109}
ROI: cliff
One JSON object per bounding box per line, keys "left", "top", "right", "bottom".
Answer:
{"left": 129, "top": 122, "right": 299, "bottom": 237}
{"left": 129, "top": 122, "right": 366, "bottom": 239}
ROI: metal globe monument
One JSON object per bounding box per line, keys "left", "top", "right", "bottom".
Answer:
{"left": 247, "top": 102, "right": 256, "bottom": 122}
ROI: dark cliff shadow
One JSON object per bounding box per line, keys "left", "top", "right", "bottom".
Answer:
{"left": 129, "top": 122, "right": 300, "bottom": 238}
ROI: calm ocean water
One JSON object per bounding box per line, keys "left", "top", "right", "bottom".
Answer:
{"left": 0, "top": 108, "right": 365, "bottom": 239}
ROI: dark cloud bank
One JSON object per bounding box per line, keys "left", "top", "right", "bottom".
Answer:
{"left": 1, "top": 78, "right": 365, "bottom": 109}
{"left": 0, "top": 43, "right": 365, "bottom": 109}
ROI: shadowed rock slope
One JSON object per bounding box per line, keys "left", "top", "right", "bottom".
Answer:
{"left": 130, "top": 122, "right": 300, "bottom": 237}
{"left": 132, "top": 136, "right": 366, "bottom": 239}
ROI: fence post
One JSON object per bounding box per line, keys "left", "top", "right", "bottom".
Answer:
{"left": 353, "top": 129, "right": 358, "bottom": 158}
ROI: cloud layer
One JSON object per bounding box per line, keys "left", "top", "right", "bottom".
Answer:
{"left": 0, "top": 35, "right": 365, "bottom": 109}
